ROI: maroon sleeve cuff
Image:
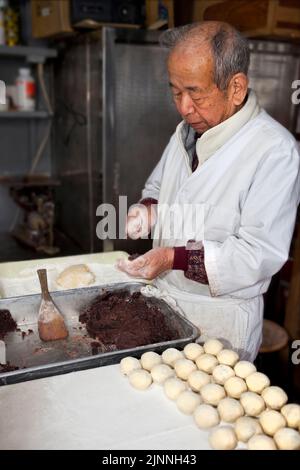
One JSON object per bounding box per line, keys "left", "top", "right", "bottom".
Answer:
{"left": 139, "top": 197, "right": 158, "bottom": 207}
{"left": 185, "top": 245, "right": 209, "bottom": 284}
{"left": 173, "top": 244, "right": 208, "bottom": 284}
{"left": 173, "top": 246, "right": 188, "bottom": 271}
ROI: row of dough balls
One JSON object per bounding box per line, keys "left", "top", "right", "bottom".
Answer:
{"left": 120, "top": 340, "right": 300, "bottom": 450}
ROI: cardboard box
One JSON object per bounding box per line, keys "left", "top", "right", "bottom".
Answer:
{"left": 31, "top": 0, "right": 73, "bottom": 38}
{"left": 193, "top": 0, "right": 300, "bottom": 40}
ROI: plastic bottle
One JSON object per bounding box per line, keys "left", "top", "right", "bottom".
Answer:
{"left": 16, "top": 68, "right": 36, "bottom": 111}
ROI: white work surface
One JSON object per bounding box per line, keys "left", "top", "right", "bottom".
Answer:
{"left": 0, "top": 251, "right": 142, "bottom": 298}
{"left": 0, "top": 364, "right": 214, "bottom": 450}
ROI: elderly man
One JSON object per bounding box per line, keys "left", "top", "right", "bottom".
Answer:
{"left": 117, "top": 21, "right": 300, "bottom": 361}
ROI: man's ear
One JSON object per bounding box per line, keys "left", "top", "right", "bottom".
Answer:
{"left": 228, "top": 73, "right": 249, "bottom": 106}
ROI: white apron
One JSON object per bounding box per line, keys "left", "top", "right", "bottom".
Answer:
{"left": 155, "top": 275, "right": 263, "bottom": 361}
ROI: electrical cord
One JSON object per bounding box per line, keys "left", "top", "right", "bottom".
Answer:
{"left": 37, "top": 62, "right": 53, "bottom": 115}
{"left": 28, "top": 63, "right": 53, "bottom": 175}
{"left": 10, "top": 63, "right": 54, "bottom": 232}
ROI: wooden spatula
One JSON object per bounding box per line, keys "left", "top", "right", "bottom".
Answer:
{"left": 37, "top": 269, "right": 68, "bottom": 342}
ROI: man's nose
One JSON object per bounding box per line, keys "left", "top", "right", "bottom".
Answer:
{"left": 179, "top": 93, "right": 195, "bottom": 117}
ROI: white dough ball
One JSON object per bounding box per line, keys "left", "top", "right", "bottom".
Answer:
{"left": 151, "top": 364, "right": 174, "bottom": 384}
{"left": 164, "top": 377, "right": 187, "bottom": 400}
{"left": 128, "top": 369, "right": 152, "bottom": 390}
{"left": 188, "top": 370, "right": 211, "bottom": 392}
{"left": 240, "top": 391, "right": 265, "bottom": 417}
{"left": 196, "top": 353, "right": 218, "bottom": 373}
{"left": 162, "top": 348, "right": 184, "bottom": 366}
{"left": 140, "top": 351, "right": 162, "bottom": 371}
{"left": 176, "top": 390, "right": 202, "bottom": 415}
{"left": 212, "top": 364, "right": 235, "bottom": 385}
{"left": 281, "top": 403, "right": 300, "bottom": 429}
{"left": 209, "top": 426, "right": 237, "bottom": 450}
{"left": 56, "top": 264, "right": 95, "bottom": 288}
{"left": 248, "top": 434, "right": 277, "bottom": 450}
{"left": 174, "top": 358, "right": 197, "bottom": 380}
{"left": 120, "top": 356, "right": 141, "bottom": 375}
{"left": 224, "top": 376, "right": 247, "bottom": 399}
{"left": 217, "top": 349, "right": 239, "bottom": 367}
{"left": 234, "top": 360, "right": 256, "bottom": 379}
{"left": 246, "top": 372, "right": 270, "bottom": 394}
{"left": 259, "top": 409, "right": 286, "bottom": 436}
{"left": 201, "top": 383, "right": 226, "bottom": 406}
{"left": 261, "top": 386, "right": 288, "bottom": 410}
{"left": 203, "top": 338, "right": 223, "bottom": 356}
{"left": 194, "top": 404, "right": 220, "bottom": 429}
{"left": 235, "top": 417, "right": 262, "bottom": 442}
{"left": 217, "top": 397, "right": 244, "bottom": 423}
{"left": 183, "top": 343, "right": 204, "bottom": 361}
{"left": 274, "top": 427, "right": 300, "bottom": 450}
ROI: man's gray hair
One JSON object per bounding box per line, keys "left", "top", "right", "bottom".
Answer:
{"left": 160, "top": 22, "right": 250, "bottom": 91}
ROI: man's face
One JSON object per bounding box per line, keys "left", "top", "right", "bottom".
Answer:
{"left": 168, "top": 44, "right": 236, "bottom": 133}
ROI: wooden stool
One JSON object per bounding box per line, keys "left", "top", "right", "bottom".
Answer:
{"left": 259, "top": 319, "right": 289, "bottom": 354}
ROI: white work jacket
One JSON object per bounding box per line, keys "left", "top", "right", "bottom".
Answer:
{"left": 141, "top": 91, "right": 300, "bottom": 360}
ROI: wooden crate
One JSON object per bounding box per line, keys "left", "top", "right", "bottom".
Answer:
{"left": 193, "top": 0, "right": 300, "bottom": 39}
{"left": 146, "top": 0, "right": 174, "bottom": 29}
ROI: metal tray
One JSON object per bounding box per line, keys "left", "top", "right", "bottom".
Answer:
{"left": 0, "top": 282, "right": 199, "bottom": 386}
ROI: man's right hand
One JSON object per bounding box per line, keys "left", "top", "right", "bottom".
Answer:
{"left": 126, "top": 203, "right": 156, "bottom": 239}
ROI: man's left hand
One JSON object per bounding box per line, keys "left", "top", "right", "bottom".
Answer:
{"left": 116, "top": 247, "right": 174, "bottom": 280}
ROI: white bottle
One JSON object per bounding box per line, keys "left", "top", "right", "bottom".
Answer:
{"left": 16, "top": 68, "right": 36, "bottom": 111}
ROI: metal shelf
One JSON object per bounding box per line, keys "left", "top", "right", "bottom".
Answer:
{"left": 0, "top": 45, "right": 57, "bottom": 63}
{"left": 0, "top": 111, "right": 53, "bottom": 119}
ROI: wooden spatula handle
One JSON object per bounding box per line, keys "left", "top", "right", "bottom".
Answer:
{"left": 37, "top": 269, "right": 52, "bottom": 302}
